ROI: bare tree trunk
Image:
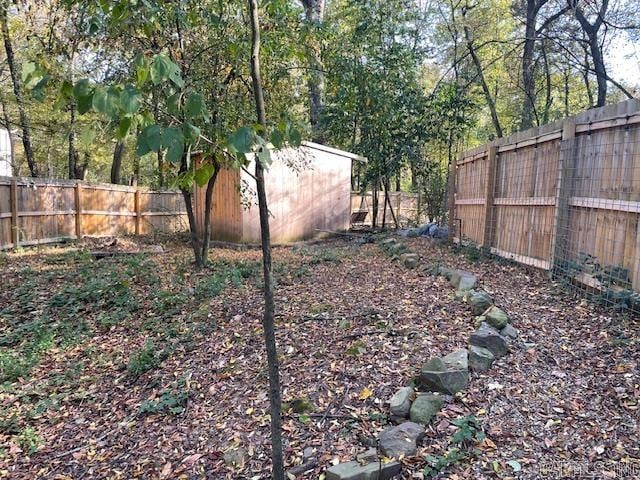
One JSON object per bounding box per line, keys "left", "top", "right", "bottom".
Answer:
{"left": 381, "top": 183, "right": 388, "bottom": 230}
{"left": 383, "top": 180, "right": 399, "bottom": 229}
{"left": 570, "top": 0, "right": 608, "bottom": 107}
{"left": 302, "top": 0, "right": 325, "bottom": 141}
{"left": 247, "top": 1, "right": 285, "bottom": 479}
{"left": 520, "top": 0, "right": 539, "bottom": 130}
{"left": 1, "top": 5, "right": 37, "bottom": 176}
{"left": 200, "top": 161, "right": 220, "bottom": 265}
{"left": 181, "top": 187, "right": 203, "bottom": 267}
{"left": 371, "top": 180, "right": 379, "bottom": 230}
{"left": 68, "top": 98, "right": 83, "bottom": 179}
{"left": 462, "top": 13, "right": 503, "bottom": 138}
{"left": 541, "top": 40, "right": 552, "bottom": 124}
{"left": 110, "top": 140, "right": 125, "bottom": 184}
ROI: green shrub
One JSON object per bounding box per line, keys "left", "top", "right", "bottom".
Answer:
{"left": 127, "top": 341, "right": 163, "bottom": 377}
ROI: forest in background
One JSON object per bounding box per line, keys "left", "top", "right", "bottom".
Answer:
{"left": 0, "top": 0, "right": 638, "bottom": 222}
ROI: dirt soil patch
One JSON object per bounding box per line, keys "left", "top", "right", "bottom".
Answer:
{"left": 0, "top": 236, "right": 638, "bottom": 479}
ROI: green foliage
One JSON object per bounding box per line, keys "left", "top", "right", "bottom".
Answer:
{"left": 346, "top": 341, "right": 366, "bottom": 356}
{"left": 423, "top": 448, "right": 467, "bottom": 478}
{"left": 127, "top": 341, "right": 165, "bottom": 378}
{"left": 451, "top": 415, "right": 486, "bottom": 445}
{"left": 139, "top": 378, "right": 190, "bottom": 415}
{"left": 17, "top": 427, "right": 43, "bottom": 455}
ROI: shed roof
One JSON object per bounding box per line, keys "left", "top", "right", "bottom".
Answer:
{"left": 302, "top": 141, "right": 367, "bottom": 162}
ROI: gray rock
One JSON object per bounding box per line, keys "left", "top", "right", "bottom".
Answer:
{"left": 326, "top": 458, "right": 401, "bottom": 480}
{"left": 389, "top": 387, "right": 413, "bottom": 418}
{"left": 483, "top": 306, "right": 509, "bottom": 330}
{"left": 378, "top": 421, "right": 424, "bottom": 459}
{"left": 470, "top": 322, "right": 508, "bottom": 358}
{"left": 468, "top": 345, "right": 494, "bottom": 372}
{"left": 468, "top": 290, "right": 493, "bottom": 315}
{"left": 454, "top": 289, "right": 469, "bottom": 301}
{"left": 389, "top": 243, "right": 408, "bottom": 255}
{"left": 400, "top": 253, "right": 419, "bottom": 269}
{"left": 450, "top": 270, "right": 477, "bottom": 292}
{"left": 500, "top": 324, "right": 519, "bottom": 340}
{"left": 409, "top": 393, "right": 444, "bottom": 425}
{"left": 437, "top": 266, "right": 455, "bottom": 279}
{"left": 419, "top": 349, "right": 469, "bottom": 394}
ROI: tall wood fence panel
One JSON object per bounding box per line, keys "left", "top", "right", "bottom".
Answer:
{"left": 450, "top": 99, "right": 640, "bottom": 303}
{"left": 351, "top": 191, "right": 427, "bottom": 227}
{"left": 0, "top": 176, "right": 188, "bottom": 249}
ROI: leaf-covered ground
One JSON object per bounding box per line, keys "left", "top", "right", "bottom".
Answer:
{"left": 0, "top": 236, "right": 638, "bottom": 479}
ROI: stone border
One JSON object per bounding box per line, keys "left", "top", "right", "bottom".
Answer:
{"left": 325, "top": 236, "right": 520, "bottom": 480}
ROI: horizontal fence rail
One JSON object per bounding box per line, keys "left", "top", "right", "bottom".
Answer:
{"left": 450, "top": 99, "right": 640, "bottom": 307}
{"left": 0, "top": 176, "right": 188, "bottom": 249}
{"left": 351, "top": 191, "right": 427, "bottom": 227}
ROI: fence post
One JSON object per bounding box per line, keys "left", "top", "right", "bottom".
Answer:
{"left": 10, "top": 179, "right": 18, "bottom": 247}
{"left": 74, "top": 182, "right": 83, "bottom": 239}
{"left": 135, "top": 188, "right": 141, "bottom": 235}
{"left": 447, "top": 155, "right": 458, "bottom": 241}
{"left": 482, "top": 144, "right": 498, "bottom": 248}
{"left": 549, "top": 121, "right": 577, "bottom": 273}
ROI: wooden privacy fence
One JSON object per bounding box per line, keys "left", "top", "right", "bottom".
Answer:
{"left": 351, "top": 191, "right": 427, "bottom": 227}
{"left": 449, "top": 99, "right": 640, "bottom": 296}
{"left": 0, "top": 176, "right": 188, "bottom": 249}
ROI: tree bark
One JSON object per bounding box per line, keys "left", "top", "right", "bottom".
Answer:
{"left": 302, "top": 0, "right": 325, "bottom": 141}
{"left": 200, "top": 160, "right": 220, "bottom": 265}
{"left": 462, "top": 10, "right": 503, "bottom": 138}
{"left": 247, "top": 1, "right": 285, "bottom": 479}
{"left": 569, "top": 0, "right": 608, "bottom": 107}
{"left": 1, "top": 5, "right": 37, "bottom": 176}
{"left": 110, "top": 140, "right": 125, "bottom": 184}
{"left": 68, "top": 98, "right": 83, "bottom": 179}
{"left": 520, "top": 0, "right": 539, "bottom": 130}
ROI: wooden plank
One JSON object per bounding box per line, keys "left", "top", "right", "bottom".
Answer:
{"left": 135, "top": 188, "right": 141, "bottom": 235}
{"left": 447, "top": 156, "right": 458, "bottom": 241}
{"left": 81, "top": 210, "right": 136, "bottom": 216}
{"left": 568, "top": 197, "right": 640, "bottom": 213}
{"left": 10, "top": 179, "right": 18, "bottom": 247}
{"left": 497, "top": 131, "right": 562, "bottom": 153}
{"left": 493, "top": 197, "right": 556, "bottom": 206}
{"left": 74, "top": 182, "right": 82, "bottom": 239}
{"left": 18, "top": 210, "right": 76, "bottom": 217}
{"left": 455, "top": 198, "right": 485, "bottom": 205}
{"left": 490, "top": 247, "right": 551, "bottom": 270}
{"left": 549, "top": 121, "right": 577, "bottom": 271}
{"left": 482, "top": 145, "right": 498, "bottom": 247}
{"left": 141, "top": 211, "right": 187, "bottom": 216}
{"left": 457, "top": 151, "right": 487, "bottom": 166}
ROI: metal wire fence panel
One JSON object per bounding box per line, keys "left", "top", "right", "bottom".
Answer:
{"left": 450, "top": 99, "right": 640, "bottom": 311}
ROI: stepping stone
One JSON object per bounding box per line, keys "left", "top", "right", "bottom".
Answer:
{"left": 378, "top": 421, "right": 424, "bottom": 459}
{"left": 419, "top": 349, "right": 469, "bottom": 394}
{"left": 482, "top": 306, "right": 509, "bottom": 329}
{"left": 468, "top": 290, "right": 493, "bottom": 315}
{"left": 326, "top": 457, "right": 401, "bottom": 480}
{"left": 389, "top": 387, "right": 413, "bottom": 418}
{"left": 400, "top": 253, "right": 419, "bottom": 269}
{"left": 409, "top": 392, "right": 444, "bottom": 425}
{"left": 470, "top": 322, "right": 508, "bottom": 358}
{"left": 500, "top": 324, "right": 518, "bottom": 341}
{"left": 469, "top": 345, "right": 494, "bottom": 372}
{"left": 450, "top": 270, "right": 477, "bottom": 292}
